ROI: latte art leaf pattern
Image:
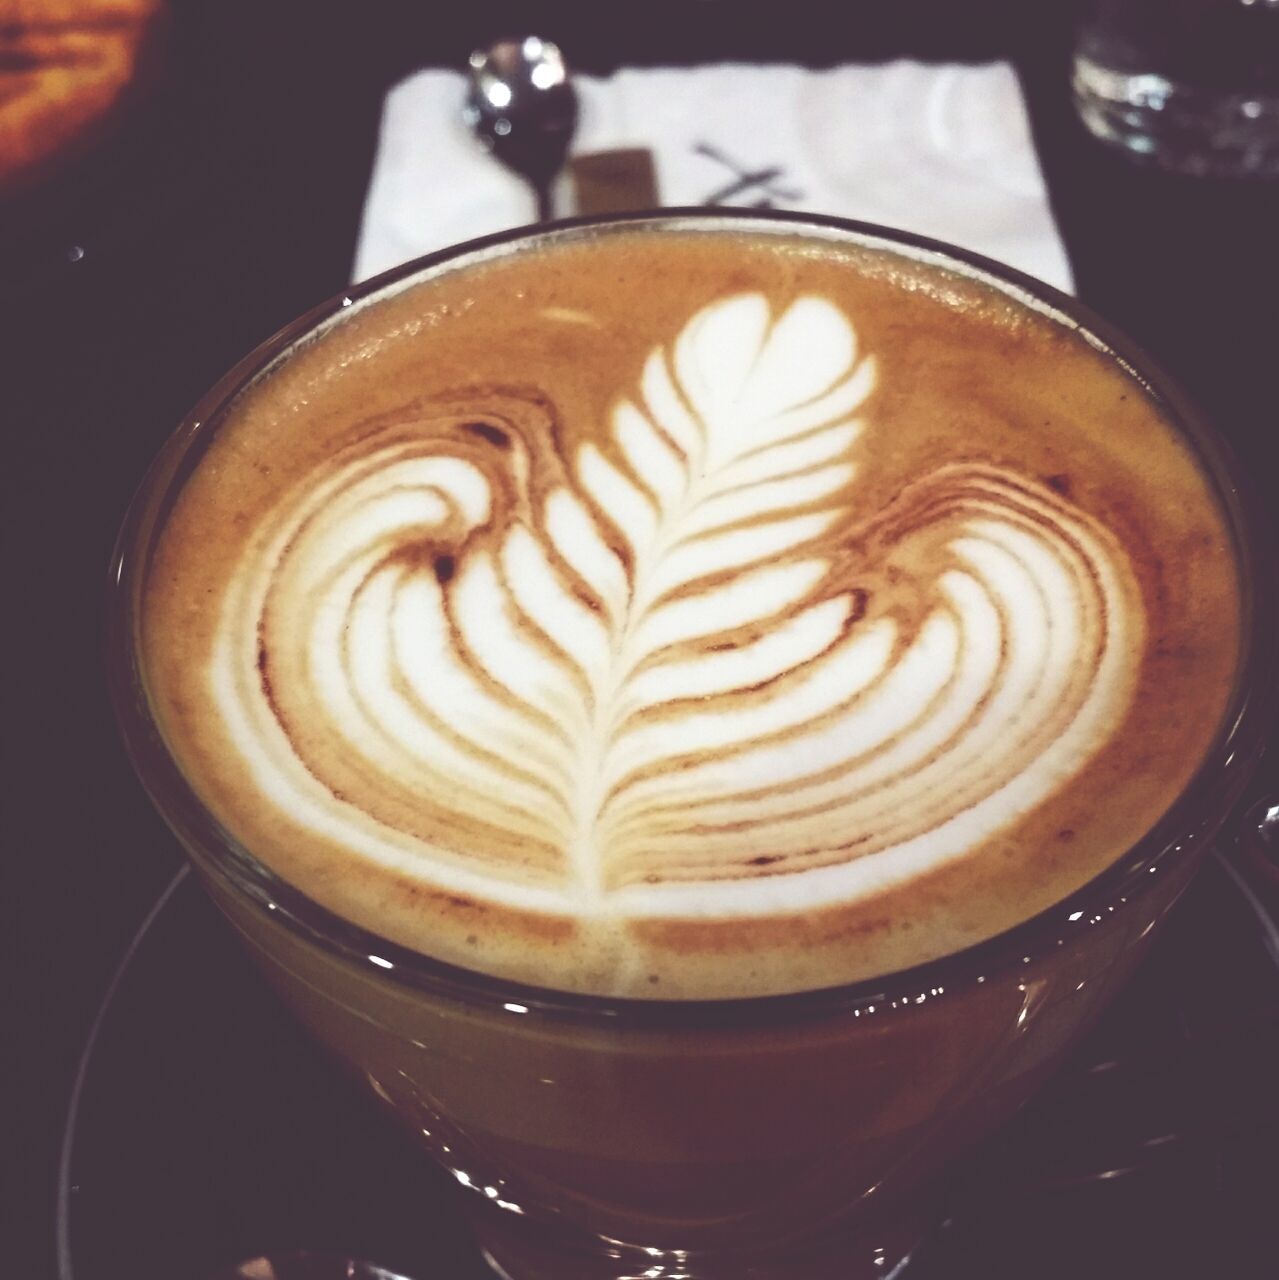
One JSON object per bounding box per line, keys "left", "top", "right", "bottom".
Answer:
{"left": 212, "top": 294, "right": 1142, "bottom": 920}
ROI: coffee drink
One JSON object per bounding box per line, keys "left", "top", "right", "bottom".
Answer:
{"left": 120, "top": 218, "right": 1261, "bottom": 1275}
{"left": 141, "top": 225, "right": 1240, "bottom": 999}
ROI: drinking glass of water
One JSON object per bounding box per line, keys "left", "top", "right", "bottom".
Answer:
{"left": 1071, "top": 0, "right": 1279, "bottom": 175}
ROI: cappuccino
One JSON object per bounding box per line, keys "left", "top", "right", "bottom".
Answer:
{"left": 141, "top": 226, "right": 1240, "bottom": 997}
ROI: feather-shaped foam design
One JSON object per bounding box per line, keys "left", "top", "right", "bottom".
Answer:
{"left": 211, "top": 293, "right": 1142, "bottom": 919}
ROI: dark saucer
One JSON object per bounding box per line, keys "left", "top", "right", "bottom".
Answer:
{"left": 57, "top": 854, "right": 1279, "bottom": 1280}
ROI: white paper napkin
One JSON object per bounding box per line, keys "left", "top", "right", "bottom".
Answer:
{"left": 353, "top": 60, "right": 1072, "bottom": 294}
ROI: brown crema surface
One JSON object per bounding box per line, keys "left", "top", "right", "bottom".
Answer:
{"left": 141, "top": 229, "right": 1241, "bottom": 998}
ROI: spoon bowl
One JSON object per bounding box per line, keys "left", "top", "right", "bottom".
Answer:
{"left": 464, "top": 37, "right": 579, "bottom": 222}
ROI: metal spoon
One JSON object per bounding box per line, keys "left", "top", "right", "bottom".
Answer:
{"left": 464, "top": 36, "right": 579, "bottom": 222}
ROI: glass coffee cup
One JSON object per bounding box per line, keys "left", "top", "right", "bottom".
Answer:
{"left": 108, "top": 211, "right": 1275, "bottom": 1279}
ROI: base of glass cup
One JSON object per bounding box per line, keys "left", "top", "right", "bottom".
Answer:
{"left": 465, "top": 1192, "right": 936, "bottom": 1280}
{"left": 1071, "top": 55, "right": 1279, "bottom": 177}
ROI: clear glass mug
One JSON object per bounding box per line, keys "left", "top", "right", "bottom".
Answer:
{"left": 107, "top": 211, "right": 1275, "bottom": 1280}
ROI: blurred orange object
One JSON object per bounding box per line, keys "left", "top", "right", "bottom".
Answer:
{"left": 0, "top": 0, "right": 166, "bottom": 194}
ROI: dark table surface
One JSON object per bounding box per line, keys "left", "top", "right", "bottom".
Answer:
{"left": 7, "top": 3, "right": 1278, "bottom": 1276}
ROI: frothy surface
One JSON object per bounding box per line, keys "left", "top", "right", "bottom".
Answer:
{"left": 143, "top": 228, "right": 1241, "bottom": 997}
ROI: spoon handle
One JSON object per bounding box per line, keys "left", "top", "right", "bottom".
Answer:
{"left": 534, "top": 182, "right": 554, "bottom": 223}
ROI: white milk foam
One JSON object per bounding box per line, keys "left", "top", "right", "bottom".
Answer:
{"left": 211, "top": 293, "right": 1142, "bottom": 922}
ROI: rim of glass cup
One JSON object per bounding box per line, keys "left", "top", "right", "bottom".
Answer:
{"left": 107, "top": 207, "right": 1275, "bottom": 1029}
